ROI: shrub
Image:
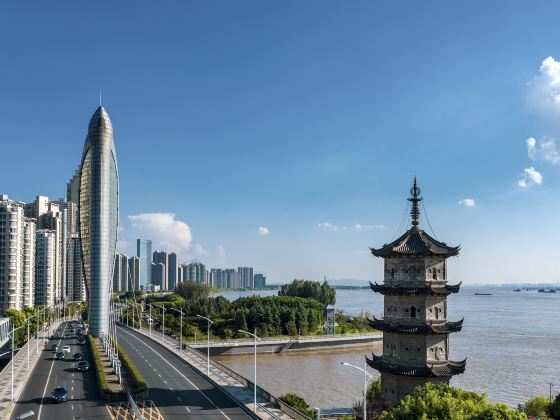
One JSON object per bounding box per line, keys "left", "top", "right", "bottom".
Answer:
{"left": 524, "top": 395, "right": 550, "bottom": 418}
{"left": 279, "top": 392, "right": 315, "bottom": 419}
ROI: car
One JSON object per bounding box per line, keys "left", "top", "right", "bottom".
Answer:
{"left": 63, "top": 334, "right": 70, "bottom": 339}
{"left": 73, "top": 353, "right": 82, "bottom": 361}
{"left": 51, "top": 344, "right": 57, "bottom": 351}
{"left": 51, "top": 386, "right": 68, "bottom": 403}
{"left": 55, "top": 351, "right": 65, "bottom": 360}
{"left": 61, "top": 345, "right": 71, "bottom": 352}
{"left": 78, "top": 339, "right": 86, "bottom": 345}
{"left": 76, "top": 361, "right": 89, "bottom": 372}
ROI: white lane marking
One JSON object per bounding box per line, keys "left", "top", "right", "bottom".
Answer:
{"left": 119, "top": 327, "right": 231, "bottom": 420}
{"left": 38, "top": 322, "right": 67, "bottom": 420}
{"left": 162, "top": 379, "right": 167, "bottom": 384}
{"left": 72, "top": 405, "right": 74, "bottom": 410}
{"left": 158, "top": 373, "right": 162, "bottom": 378}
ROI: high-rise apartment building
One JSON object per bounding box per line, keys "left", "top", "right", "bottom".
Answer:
{"left": 35, "top": 229, "right": 56, "bottom": 307}
{"left": 67, "top": 233, "right": 85, "bottom": 301}
{"left": 238, "top": 267, "right": 254, "bottom": 289}
{"left": 183, "top": 261, "right": 207, "bottom": 284}
{"left": 153, "top": 251, "right": 168, "bottom": 290}
{"left": 22, "top": 218, "right": 36, "bottom": 307}
{"left": 128, "top": 256, "right": 140, "bottom": 291}
{"left": 113, "top": 254, "right": 129, "bottom": 292}
{"left": 151, "top": 262, "right": 166, "bottom": 289}
{"left": 79, "top": 106, "right": 119, "bottom": 337}
{"left": 177, "top": 265, "right": 183, "bottom": 285}
{"left": 167, "top": 252, "right": 178, "bottom": 290}
{"left": 137, "top": 239, "right": 152, "bottom": 290}
{"left": 253, "top": 273, "right": 266, "bottom": 289}
{"left": 0, "top": 195, "right": 34, "bottom": 312}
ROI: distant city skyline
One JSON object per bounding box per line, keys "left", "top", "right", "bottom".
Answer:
{"left": 4, "top": 2, "right": 560, "bottom": 284}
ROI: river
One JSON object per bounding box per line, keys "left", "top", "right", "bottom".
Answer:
{"left": 212, "top": 287, "right": 560, "bottom": 409}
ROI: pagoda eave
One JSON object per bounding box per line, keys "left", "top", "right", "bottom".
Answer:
{"left": 369, "top": 316, "right": 464, "bottom": 335}
{"left": 366, "top": 354, "right": 467, "bottom": 378}
{"left": 369, "top": 281, "right": 462, "bottom": 296}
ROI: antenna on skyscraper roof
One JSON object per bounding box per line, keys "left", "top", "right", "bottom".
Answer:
{"left": 99, "top": 90, "right": 102, "bottom": 107}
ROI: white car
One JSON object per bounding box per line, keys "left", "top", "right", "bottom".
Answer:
{"left": 61, "top": 345, "right": 71, "bottom": 353}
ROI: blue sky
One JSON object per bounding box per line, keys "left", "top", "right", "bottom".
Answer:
{"left": 2, "top": 1, "right": 560, "bottom": 284}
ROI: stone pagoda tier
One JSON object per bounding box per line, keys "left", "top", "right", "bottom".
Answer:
{"left": 366, "top": 178, "right": 466, "bottom": 403}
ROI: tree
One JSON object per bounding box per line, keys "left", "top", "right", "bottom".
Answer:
{"left": 5, "top": 308, "right": 27, "bottom": 347}
{"left": 307, "top": 309, "right": 317, "bottom": 332}
{"left": 367, "top": 378, "right": 381, "bottom": 403}
{"left": 380, "top": 383, "right": 527, "bottom": 420}
{"left": 550, "top": 393, "right": 560, "bottom": 418}
{"left": 176, "top": 281, "right": 211, "bottom": 301}
{"left": 524, "top": 395, "right": 550, "bottom": 418}
{"left": 286, "top": 320, "right": 297, "bottom": 336}
{"left": 279, "top": 393, "right": 315, "bottom": 419}
{"left": 279, "top": 279, "right": 336, "bottom": 306}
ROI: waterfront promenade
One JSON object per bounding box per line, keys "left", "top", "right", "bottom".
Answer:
{"left": 189, "top": 332, "right": 382, "bottom": 356}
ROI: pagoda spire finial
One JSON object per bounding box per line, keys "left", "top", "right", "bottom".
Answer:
{"left": 408, "top": 177, "right": 422, "bottom": 228}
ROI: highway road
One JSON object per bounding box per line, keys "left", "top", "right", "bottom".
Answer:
{"left": 12, "top": 320, "right": 109, "bottom": 420}
{"left": 117, "top": 325, "right": 254, "bottom": 419}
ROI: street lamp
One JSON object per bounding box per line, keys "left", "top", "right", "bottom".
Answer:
{"left": 341, "top": 361, "right": 374, "bottom": 420}
{"left": 145, "top": 303, "right": 153, "bottom": 337}
{"left": 239, "top": 329, "right": 261, "bottom": 413}
{"left": 196, "top": 315, "right": 214, "bottom": 377}
{"left": 169, "top": 308, "right": 185, "bottom": 355}
{"left": 154, "top": 304, "right": 166, "bottom": 343}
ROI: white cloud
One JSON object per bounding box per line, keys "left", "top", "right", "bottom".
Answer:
{"left": 317, "top": 222, "right": 345, "bottom": 231}
{"left": 191, "top": 243, "right": 208, "bottom": 257}
{"left": 526, "top": 136, "right": 560, "bottom": 164}
{"left": 517, "top": 167, "right": 543, "bottom": 189}
{"left": 258, "top": 226, "right": 270, "bottom": 236}
{"left": 355, "top": 223, "right": 385, "bottom": 230}
{"left": 458, "top": 198, "right": 476, "bottom": 207}
{"left": 527, "top": 56, "right": 560, "bottom": 125}
{"left": 216, "top": 245, "right": 226, "bottom": 259}
{"left": 128, "top": 213, "right": 192, "bottom": 257}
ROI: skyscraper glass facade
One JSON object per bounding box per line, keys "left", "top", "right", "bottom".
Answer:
{"left": 79, "top": 106, "right": 119, "bottom": 337}
{"left": 137, "top": 239, "right": 152, "bottom": 290}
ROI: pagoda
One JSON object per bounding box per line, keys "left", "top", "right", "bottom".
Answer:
{"left": 366, "top": 178, "right": 466, "bottom": 403}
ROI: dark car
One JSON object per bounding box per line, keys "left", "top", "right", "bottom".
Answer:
{"left": 51, "top": 344, "right": 57, "bottom": 351}
{"left": 55, "top": 351, "right": 65, "bottom": 360}
{"left": 76, "top": 361, "right": 89, "bottom": 372}
{"left": 78, "top": 339, "right": 86, "bottom": 345}
{"left": 51, "top": 386, "right": 68, "bottom": 403}
{"left": 73, "top": 353, "right": 82, "bottom": 361}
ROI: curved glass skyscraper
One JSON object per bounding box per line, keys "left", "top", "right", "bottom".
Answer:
{"left": 79, "top": 106, "right": 119, "bottom": 337}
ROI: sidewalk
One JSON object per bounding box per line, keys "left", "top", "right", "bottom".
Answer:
{"left": 126, "top": 325, "right": 304, "bottom": 420}
{"left": 0, "top": 318, "right": 66, "bottom": 419}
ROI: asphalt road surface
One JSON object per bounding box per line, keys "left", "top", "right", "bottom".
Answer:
{"left": 12, "top": 320, "right": 109, "bottom": 420}
{"left": 117, "top": 325, "right": 253, "bottom": 419}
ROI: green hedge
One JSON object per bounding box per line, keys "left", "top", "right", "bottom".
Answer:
{"left": 88, "top": 335, "right": 122, "bottom": 396}
{"left": 115, "top": 340, "right": 147, "bottom": 394}
{"left": 105, "top": 334, "right": 147, "bottom": 394}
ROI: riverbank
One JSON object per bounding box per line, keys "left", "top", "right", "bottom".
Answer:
{"left": 191, "top": 332, "right": 382, "bottom": 356}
